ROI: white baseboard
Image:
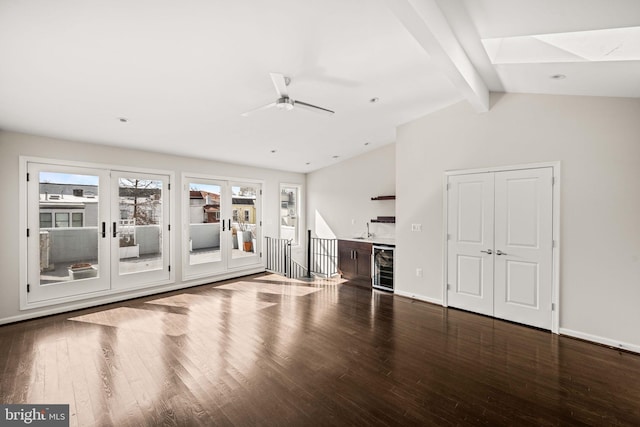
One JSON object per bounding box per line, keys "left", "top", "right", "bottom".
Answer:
{"left": 394, "top": 289, "right": 443, "bottom": 306}
{"left": 0, "top": 267, "right": 265, "bottom": 326}
{"left": 559, "top": 328, "right": 640, "bottom": 354}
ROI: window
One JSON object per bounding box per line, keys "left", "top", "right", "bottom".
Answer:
{"left": 40, "top": 212, "right": 52, "bottom": 228}
{"left": 280, "top": 184, "right": 300, "bottom": 245}
{"left": 244, "top": 209, "right": 250, "bottom": 221}
{"left": 72, "top": 212, "right": 83, "bottom": 227}
{"left": 73, "top": 189, "right": 84, "bottom": 197}
{"left": 55, "top": 212, "right": 69, "bottom": 228}
{"left": 233, "top": 209, "right": 238, "bottom": 221}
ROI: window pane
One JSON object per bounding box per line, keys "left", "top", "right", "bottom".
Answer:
{"left": 39, "top": 171, "right": 100, "bottom": 285}
{"left": 40, "top": 212, "right": 52, "bottom": 228}
{"left": 118, "top": 177, "right": 163, "bottom": 275}
{"left": 72, "top": 212, "right": 83, "bottom": 227}
{"left": 232, "top": 185, "right": 257, "bottom": 258}
{"left": 187, "top": 182, "right": 222, "bottom": 265}
{"left": 280, "top": 185, "right": 299, "bottom": 245}
{"left": 55, "top": 212, "right": 69, "bottom": 228}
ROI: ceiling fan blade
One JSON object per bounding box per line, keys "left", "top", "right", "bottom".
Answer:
{"left": 270, "top": 73, "right": 289, "bottom": 97}
{"left": 240, "top": 102, "right": 276, "bottom": 117}
{"left": 294, "top": 100, "right": 335, "bottom": 115}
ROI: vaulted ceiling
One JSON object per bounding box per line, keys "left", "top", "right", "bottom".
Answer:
{"left": 1, "top": 0, "right": 638, "bottom": 172}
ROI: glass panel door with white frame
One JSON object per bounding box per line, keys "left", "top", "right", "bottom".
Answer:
{"left": 183, "top": 179, "right": 227, "bottom": 278}
{"left": 27, "top": 163, "right": 111, "bottom": 303}
{"left": 182, "top": 177, "right": 262, "bottom": 278}
{"left": 111, "top": 172, "right": 170, "bottom": 289}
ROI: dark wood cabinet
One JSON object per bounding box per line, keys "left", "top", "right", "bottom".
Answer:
{"left": 338, "top": 240, "right": 372, "bottom": 285}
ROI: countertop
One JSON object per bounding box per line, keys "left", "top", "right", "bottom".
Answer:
{"left": 338, "top": 236, "right": 395, "bottom": 246}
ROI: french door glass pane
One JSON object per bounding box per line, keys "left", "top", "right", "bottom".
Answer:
{"left": 188, "top": 182, "right": 222, "bottom": 265}
{"left": 39, "top": 171, "right": 100, "bottom": 285}
{"left": 231, "top": 185, "right": 257, "bottom": 259}
{"left": 118, "top": 178, "right": 164, "bottom": 274}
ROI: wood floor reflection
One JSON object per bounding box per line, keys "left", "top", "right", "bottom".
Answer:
{"left": 1, "top": 273, "right": 639, "bottom": 426}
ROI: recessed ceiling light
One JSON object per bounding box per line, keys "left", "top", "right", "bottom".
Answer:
{"left": 305, "top": 162, "right": 311, "bottom": 165}
{"left": 332, "top": 155, "right": 339, "bottom": 159}
{"left": 364, "top": 142, "right": 370, "bottom": 146}
{"left": 369, "top": 97, "right": 379, "bottom": 103}
{"left": 118, "top": 117, "right": 128, "bottom": 123}
{"left": 270, "top": 149, "right": 277, "bottom": 153}
{"left": 550, "top": 74, "right": 566, "bottom": 80}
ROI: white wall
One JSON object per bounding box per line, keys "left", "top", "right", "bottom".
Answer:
{"left": 396, "top": 93, "right": 640, "bottom": 350}
{"left": 307, "top": 143, "right": 396, "bottom": 240}
{"left": 0, "top": 131, "right": 304, "bottom": 323}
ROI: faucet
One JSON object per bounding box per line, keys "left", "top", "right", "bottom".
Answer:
{"left": 366, "top": 222, "right": 372, "bottom": 238}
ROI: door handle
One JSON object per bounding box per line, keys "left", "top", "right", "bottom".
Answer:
{"left": 112, "top": 222, "right": 117, "bottom": 238}
{"left": 228, "top": 219, "right": 231, "bottom": 230}
{"left": 101, "top": 222, "right": 106, "bottom": 238}
{"left": 480, "top": 249, "right": 493, "bottom": 254}
{"left": 222, "top": 219, "right": 225, "bottom": 232}
{"left": 496, "top": 250, "right": 507, "bottom": 256}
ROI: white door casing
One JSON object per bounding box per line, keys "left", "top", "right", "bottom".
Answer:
{"left": 446, "top": 166, "right": 555, "bottom": 331}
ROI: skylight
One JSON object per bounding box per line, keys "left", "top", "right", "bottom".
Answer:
{"left": 482, "top": 26, "right": 640, "bottom": 64}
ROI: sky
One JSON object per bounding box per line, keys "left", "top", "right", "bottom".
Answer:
{"left": 40, "top": 172, "right": 99, "bottom": 185}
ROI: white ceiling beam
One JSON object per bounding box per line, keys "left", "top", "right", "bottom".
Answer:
{"left": 384, "top": 0, "right": 490, "bottom": 112}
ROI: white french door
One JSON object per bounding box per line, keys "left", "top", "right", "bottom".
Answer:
{"left": 26, "top": 160, "right": 171, "bottom": 305}
{"left": 27, "top": 163, "right": 111, "bottom": 302}
{"left": 183, "top": 176, "right": 262, "bottom": 279}
{"left": 111, "top": 171, "right": 171, "bottom": 289}
{"left": 447, "top": 167, "right": 554, "bottom": 330}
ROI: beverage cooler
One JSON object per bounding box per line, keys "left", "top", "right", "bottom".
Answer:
{"left": 372, "top": 245, "right": 394, "bottom": 292}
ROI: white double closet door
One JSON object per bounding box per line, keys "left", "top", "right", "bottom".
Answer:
{"left": 447, "top": 167, "right": 553, "bottom": 330}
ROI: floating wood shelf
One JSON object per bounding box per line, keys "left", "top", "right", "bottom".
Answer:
{"left": 371, "top": 216, "right": 396, "bottom": 224}
{"left": 371, "top": 195, "right": 396, "bottom": 200}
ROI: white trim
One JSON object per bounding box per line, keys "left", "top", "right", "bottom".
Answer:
{"left": 394, "top": 289, "right": 443, "bottom": 306}
{"left": 179, "top": 170, "right": 265, "bottom": 185}
{"left": 2, "top": 267, "right": 265, "bottom": 326}
{"left": 441, "top": 175, "right": 449, "bottom": 308}
{"left": 560, "top": 328, "right": 640, "bottom": 355}
{"left": 445, "top": 161, "right": 560, "bottom": 176}
{"left": 442, "top": 161, "right": 561, "bottom": 334}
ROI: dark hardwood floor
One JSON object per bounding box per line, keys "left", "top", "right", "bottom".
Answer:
{"left": 1, "top": 273, "right": 639, "bottom": 426}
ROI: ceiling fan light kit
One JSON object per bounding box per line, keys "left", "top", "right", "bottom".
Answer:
{"left": 241, "top": 73, "right": 334, "bottom": 116}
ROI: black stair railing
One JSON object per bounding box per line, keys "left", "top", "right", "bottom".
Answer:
{"left": 265, "top": 230, "right": 338, "bottom": 279}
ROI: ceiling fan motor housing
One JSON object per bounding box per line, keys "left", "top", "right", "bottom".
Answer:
{"left": 276, "top": 97, "right": 295, "bottom": 110}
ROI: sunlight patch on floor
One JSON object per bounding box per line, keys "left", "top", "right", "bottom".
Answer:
{"left": 69, "top": 307, "right": 189, "bottom": 336}
{"left": 214, "top": 280, "right": 323, "bottom": 296}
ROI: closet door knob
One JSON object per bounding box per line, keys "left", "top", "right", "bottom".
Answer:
{"left": 496, "top": 250, "right": 507, "bottom": 256}
{"left": 480, "top": 249, "right": 493, "bottom": 254}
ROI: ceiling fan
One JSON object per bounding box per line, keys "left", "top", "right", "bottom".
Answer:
{"left": 241, "top": 73, "right": 335, "bottom": 117}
